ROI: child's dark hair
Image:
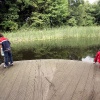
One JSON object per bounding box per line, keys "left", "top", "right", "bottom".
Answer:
{"left": 0, "top": 33, "right": 3, "bottom": 37}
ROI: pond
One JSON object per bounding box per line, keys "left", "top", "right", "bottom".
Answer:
{"left": 11, "top": 45, "right": 99, "bottom": 61}
{"left": 0, "top": 45, "right": 99, "bottom": 64}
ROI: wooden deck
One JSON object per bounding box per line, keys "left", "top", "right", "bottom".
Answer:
{"left": 0, "top": 59, "right": 100, "bottom": 100}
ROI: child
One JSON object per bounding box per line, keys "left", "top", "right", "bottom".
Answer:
{"left": 94, "top": 49, "right": 100, "bottom": 68}
{"left": 0, "top": 33, "right": 13, "bottom": 68}
{"left": 94, "top": 50, "right": 100, "bottom": 63}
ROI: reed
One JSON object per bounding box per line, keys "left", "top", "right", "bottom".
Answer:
{"left": 3, "top": 26, "right": 100, "bottom": 49}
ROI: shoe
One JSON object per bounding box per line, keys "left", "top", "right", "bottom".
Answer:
{"left": 9, "top": 63, "right": 13, "bottom": 66}
{"left": 4, "top": 65, "right": 8, "bottom": 68}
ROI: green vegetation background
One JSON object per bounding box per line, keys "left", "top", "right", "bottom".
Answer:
{"left": 0, "top": 0, "right": 100, "bottom": 31}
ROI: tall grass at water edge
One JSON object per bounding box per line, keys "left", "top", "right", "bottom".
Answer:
{"left": 4, "top": 26, "right": 100, "bottom": 49}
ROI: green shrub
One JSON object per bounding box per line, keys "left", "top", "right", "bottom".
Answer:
{"left": 1, "top": 20, "right": 18, "bottom": 31}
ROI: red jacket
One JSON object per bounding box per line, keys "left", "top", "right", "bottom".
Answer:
{"left": 0, "top": 37, "right": 11, "bottom": 52}
{"left": 94, "top": 51, "right": 100, "bottom": 63}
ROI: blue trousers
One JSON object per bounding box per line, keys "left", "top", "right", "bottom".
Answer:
{"left": 4, "top": 51, "right": 13, "bottom": 66}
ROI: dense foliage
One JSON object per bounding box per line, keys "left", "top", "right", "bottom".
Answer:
{"left": 0, "top": 0, "right": 100, "bottom": 31}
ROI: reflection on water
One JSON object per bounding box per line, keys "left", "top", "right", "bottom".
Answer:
{"left": 11, "top": 45, "right": 100, "bottom": 61}
{"left": 82, "top": 56, "right": 94, "bottom": 63}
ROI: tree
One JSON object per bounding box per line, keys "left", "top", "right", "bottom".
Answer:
{"left": 92, "top": 0, "right": 100, "bottom": 25}
{"left": 28, "top": 0, "right": 69, "bottom": 28}
{"left": 68, "top": 0, "right": 85, "bottom": 26}
{"left": 67, "top": 0, "right": 95, "bottom": 26}
{"left": 0, "top": 0, "right": 19, "bottom": 31}
{"left": 84, "top": 2, "right": 95, "bottom": 25}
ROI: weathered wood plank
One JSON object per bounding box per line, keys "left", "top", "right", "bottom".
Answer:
{"left": 71, "top": 62, "right": 91, "bottom": 100}
{"left": 0, "top": 61, "right": 21, "bottom": 100}
{"left": 14, "top": 61, "right": 32, "bottom": 100}
{"left": 92, "top": 63, "right": 100, "bottom": 100}
{"left": 58, "top": 61, "right": 85, "bottom": 100}
{"left": 23, "top": 60, "right": 37, "bottom": 100}
{"left": 33, "top": 60, "right": 57, "bottom": 100}
{"left": 7, "top": 61, "right": 30, "bottom": 100}
{"left": 41, "top": 60, "right": 57, "bottom": 100}
{"left": 81, "top": 63, "right": 95, "bottom": 100}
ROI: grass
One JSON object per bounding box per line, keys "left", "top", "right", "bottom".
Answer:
{"left": 3, "top": 26, "right": 100, "bottom": 49}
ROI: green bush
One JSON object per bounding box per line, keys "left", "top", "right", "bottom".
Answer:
{"left": 1, "top": 20, "right": 18, "bottom": 31}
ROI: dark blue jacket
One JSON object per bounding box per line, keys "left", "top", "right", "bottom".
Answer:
{"left": 0, "top": 37, "right": 11, "bottom": 52}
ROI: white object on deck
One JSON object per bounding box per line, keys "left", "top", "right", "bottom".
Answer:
{"left": 82, "top": 56, "right": 94, "bottom": 63}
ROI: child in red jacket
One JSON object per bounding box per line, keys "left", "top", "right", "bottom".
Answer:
{"left": 0, "top": 33, "right": 13, "bottom": 68}
{"left": 94, "top": 50, "right": 100, "bottom": 64}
